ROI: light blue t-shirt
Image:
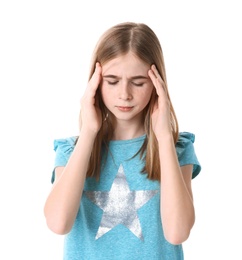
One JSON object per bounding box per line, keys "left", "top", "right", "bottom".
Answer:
{"left": 51, "top": 132, "right": 201, "bottom": 260}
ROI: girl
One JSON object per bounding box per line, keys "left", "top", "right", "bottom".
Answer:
{"left": 44, "top": 22, "right": 201, "bottom": 260}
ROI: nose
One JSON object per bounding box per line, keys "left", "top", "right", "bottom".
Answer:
{"left": 119, "top": 83, "right": 133, "bottom": 101}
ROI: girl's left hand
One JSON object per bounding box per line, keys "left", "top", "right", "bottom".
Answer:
{"left": 148, "top": 65, "right": 172, "bottom": 139}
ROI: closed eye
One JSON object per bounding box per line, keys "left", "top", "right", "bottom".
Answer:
{"left": 131, "top": 82, "right": 144, "bottom": 87}
{"left": 107, "top": 81, "right": 118, "bottom": 85}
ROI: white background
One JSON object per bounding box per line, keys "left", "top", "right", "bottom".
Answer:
{"left": 1, "top": 0, "right": 241, "bottom": 259}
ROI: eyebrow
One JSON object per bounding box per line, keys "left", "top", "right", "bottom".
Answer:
{"left": 103, "top": 75, "right": 149, "bottom": 80}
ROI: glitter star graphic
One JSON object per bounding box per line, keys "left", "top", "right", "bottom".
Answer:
{"left": 85, "top": 164, "right": 158, "bottom": 240}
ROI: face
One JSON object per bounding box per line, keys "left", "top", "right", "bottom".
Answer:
{"left": 100, "top": 52, "right": 154, "bottom": 125}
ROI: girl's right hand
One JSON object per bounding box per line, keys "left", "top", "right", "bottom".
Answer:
{"left": 80, "top": 62, "right": 102, "bottom": 134}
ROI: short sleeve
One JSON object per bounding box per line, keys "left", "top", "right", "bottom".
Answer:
{"left": 175, "top": 132, "right": 201, "bottom": 179}
{"left": 51, "top": 136, "right": 77, "bottom": 183}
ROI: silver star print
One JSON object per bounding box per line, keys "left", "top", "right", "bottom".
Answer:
{"left": 85, "top": 164, "right": 158, "bottom": 240}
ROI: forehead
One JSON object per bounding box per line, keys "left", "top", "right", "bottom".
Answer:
{"left": 102, "top": 52, "right": 149, "bottom": 76}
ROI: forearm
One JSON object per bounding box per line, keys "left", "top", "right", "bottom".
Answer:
{"left": 158, "top": 134, "right": 195, "bottom": 244}
{"left": 44, "top": 129, "right": 96, "bottom": 234}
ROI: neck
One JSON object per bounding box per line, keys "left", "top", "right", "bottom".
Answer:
{"left": 112, "top": 121, "right": 145, "bottom": 140}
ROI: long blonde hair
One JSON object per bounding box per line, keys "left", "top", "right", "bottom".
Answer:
{"left": 80, "top": 22, "right": 179, "bottom": 181}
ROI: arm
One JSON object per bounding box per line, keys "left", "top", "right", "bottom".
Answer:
{"left": 148, "top": 65, "right": 195, "bottom": 245}
{"left": 44, "top": 63, "right": 102, "bottom": 235}
{"left": 158, "top": 137, "right": 194, "bottom": 245}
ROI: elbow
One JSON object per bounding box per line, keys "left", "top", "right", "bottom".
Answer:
{"left": 45, "top": 217, "right": 71, "bottom": 235}
{"left": 163, "top": 219, "right": 194, "bottom": 245}
{"left": 163, "top": 211, "right": 195, "bottom": 245}
{"left": 44, "top": 207, "right": 72, "bottom": 235}
{"left": 164, "top": 229, "right": 191, "bottom": 245}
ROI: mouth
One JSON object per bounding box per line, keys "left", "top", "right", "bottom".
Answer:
{"left": 116, "top": 106, "right": 134, "bottom": 112}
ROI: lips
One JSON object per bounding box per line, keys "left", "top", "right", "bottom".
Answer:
{"left": 116, "top": 106, "right": 134, "bottom": 112}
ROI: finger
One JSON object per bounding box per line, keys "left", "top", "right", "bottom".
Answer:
{"left": 150, "top": 65, "right": 164, "bottom": 82}
{"left": 148, "top": 65, "right": 157, "bottom": 81}
{"left": 89, "top": 62, "right": 102, "bottom": 88}
{"left": 85, "top": 63, "right": 102, "bottom": 100}
{"left": 151, "top": 64, "right": 159, "bottom": 78}
{"left": 148, "top": 65, "right": 167, "bottom": 96}
{"left": 148, "top": 67, "right": 162, "bottom": 96}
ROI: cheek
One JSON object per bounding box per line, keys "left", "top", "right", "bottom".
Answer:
{"left": 139, "top": 87, "right": 154, "bottom": 105}
{"left": 100, "top": 86, "right": 112, "bottom": 106}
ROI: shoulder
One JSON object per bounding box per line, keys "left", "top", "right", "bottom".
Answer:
{"left": 52, "top": 136, "right": 78, "bottom": 164}
{"left": 175, "top": 131, "right": 196, "bottom": 158}
{"left": 176, "top": 131, "right": 195, "bottom": 145}
{"left": 175, "top": 131, "right": 201, "bottom": 179}
{"left": 53, "top": 136, "right": 78, "bottom": 152}
{"left": 51, "top": 136, "right": 78, "bottom": 184}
